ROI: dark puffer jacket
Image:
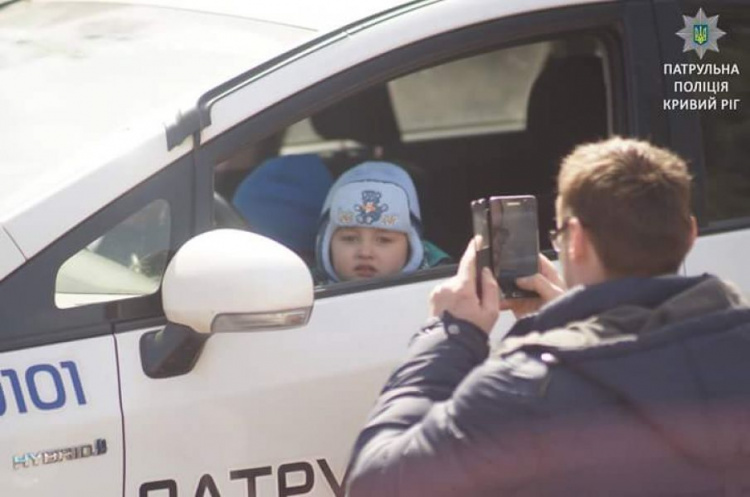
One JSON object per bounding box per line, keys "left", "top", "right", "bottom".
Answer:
{"left": 347, "top": 274, "right": 750, "bottom": 497}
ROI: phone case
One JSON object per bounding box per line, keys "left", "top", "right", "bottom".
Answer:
{"left": 470, "top": 199, "right": 492, "bottom": 299}
{"left": 471, "top": 195, "right": 539, "bottom": 299}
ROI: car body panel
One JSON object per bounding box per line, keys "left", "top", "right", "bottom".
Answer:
{"left": 0, "top": 227, "right": 25, "bottom": 281}
{"left": 0, "top": 336, "right": 123, "bottom": 496}
{"left": 71, "top": 0, "right": 418, "bottom": 31}
{"left": 686, "top": 229, "right": 750, "bottom": 293}
{"left": 117, "top": 279, "right": 435, "bottom": 496}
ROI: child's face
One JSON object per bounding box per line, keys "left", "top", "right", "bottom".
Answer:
{"left": 331, "top": 227, "right": 409, "bottom": 281}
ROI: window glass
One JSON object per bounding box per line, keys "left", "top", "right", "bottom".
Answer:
{"left": 55, "top": 199, "right": 171, "bottom": 308}
{"left": 695, "top": 12, "right": 750, "bottom": 224}
{"left": 388, "top": 43, "right": 552, "bottom": 141}
{"left": 283, "top": 44, "right": 553, "bottom": 150}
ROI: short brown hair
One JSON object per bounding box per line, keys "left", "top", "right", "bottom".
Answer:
{"left": 557, "top": 137, "right": 693, "bottom": 276}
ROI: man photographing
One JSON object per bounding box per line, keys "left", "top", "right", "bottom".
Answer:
{"left": 346, "top": 137, "right": 750, "bottom": 496}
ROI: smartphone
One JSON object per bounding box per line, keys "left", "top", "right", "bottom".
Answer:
{"left": 471, "top": 195, "right": 539, "bottom": 299}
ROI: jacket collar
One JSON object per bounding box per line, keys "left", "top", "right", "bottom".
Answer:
{"left": 508, "top": 274, "right": 714, "bottom": 337}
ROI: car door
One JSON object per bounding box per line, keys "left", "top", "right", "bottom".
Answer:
{"left": 120, "top": 2, "right": 662, "bottom": 497}
{"left": 653, "top": 0, "right": 750, "bottom": 294}
{"left": 0, "top": 338, "right": 120, "bottom": 496}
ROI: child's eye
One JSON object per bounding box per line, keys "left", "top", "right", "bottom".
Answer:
{"left": 338, "top": 234, "right": 358, "bottom": 243}
{"left": 376, "top": 236, "right": 395, "bottom": 244}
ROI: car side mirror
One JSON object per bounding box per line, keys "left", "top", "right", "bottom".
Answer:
{"left": 163, "top": 229, "right": 314, "bottom": 333}
{"left": 141, "top": 229, "right": 314, "bottom": 378}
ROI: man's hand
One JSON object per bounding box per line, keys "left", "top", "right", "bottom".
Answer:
{"left": 499, "top": 253, "right": 565, "bottom": 319}
{"left": 429, "top": 238, "right": 500, "bottom": 334}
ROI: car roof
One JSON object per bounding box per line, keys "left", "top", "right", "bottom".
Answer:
{"left": 60, "top": 0, "right": 414, "bottom": 31}
{"left": 0, "top": 0, "right": 408, "bottom": 219}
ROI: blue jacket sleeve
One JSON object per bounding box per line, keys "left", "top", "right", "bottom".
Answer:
{"left": 346, "top": 313, "right": 549, "bottom": 497}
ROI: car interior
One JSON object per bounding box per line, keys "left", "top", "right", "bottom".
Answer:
{"left": 213, "top": 34, "right": 611, "bottom": 284}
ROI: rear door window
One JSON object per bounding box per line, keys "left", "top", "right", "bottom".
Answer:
{"left": 696, "top": 12, "right": 750, "bottom": 225}
{"left": 660, "top": 3, "right": 750, "bottom": 228}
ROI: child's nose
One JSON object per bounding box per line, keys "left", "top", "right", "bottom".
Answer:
{"left": 356, "top": 241, "right": 374, "bottom": 258}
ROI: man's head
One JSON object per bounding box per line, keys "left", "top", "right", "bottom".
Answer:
{"left": 554, "top": 137, "right": 696, "bottom": 287}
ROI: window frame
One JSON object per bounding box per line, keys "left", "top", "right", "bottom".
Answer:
{"left": 198, "top": 1, "right": 662, "bottom": 298}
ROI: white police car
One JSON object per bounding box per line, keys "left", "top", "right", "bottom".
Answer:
{"left": 2, "top": 0, "right": 749, "bottom": 495}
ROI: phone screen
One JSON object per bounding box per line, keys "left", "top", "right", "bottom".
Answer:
{"left": 489, "top": 196, "right": 539, "bottom": 298}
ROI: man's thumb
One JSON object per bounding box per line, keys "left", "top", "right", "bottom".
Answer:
{"left": 517, "top": 274, "right": 558, "bottom": 301}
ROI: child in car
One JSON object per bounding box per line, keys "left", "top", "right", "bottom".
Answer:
{"left": 316, "top": 161, "right": 450, "bottom": 283}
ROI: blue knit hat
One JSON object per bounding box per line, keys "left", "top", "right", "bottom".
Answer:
{"left": 316, "top": 161, "right": 424, "bottom": 282}
{"left": 232, "top": 154, "right": 333, "bottom": 255}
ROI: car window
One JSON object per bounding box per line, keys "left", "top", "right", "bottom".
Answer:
{"left": 215, "top": 32, "right": 616, "bottom": 287}
{"left": 55, "top": 199, "right": 171, "bottom": 308}
{"left": 692, "top": 10, "right": 750, "bottom": 225}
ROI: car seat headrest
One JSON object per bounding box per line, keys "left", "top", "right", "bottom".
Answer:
{"left": 526, "top": 55, "right": 608, "bottom": 176}
{"left": 232, "top": 154, "right": 333, "bottom": 262}
{"left": 311, "top": 85, "right": 401, "bottom": 147}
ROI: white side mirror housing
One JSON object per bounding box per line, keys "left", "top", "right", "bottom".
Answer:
{"left": 162, "top": 229, "right": 314, "bottom": 334}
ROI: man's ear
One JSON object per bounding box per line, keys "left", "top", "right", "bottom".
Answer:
{"left": 566, "top": 217, "right": 589, "bottom": 263}
{"left": 688, "top": 216, "right": 698, "bottom": 249}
